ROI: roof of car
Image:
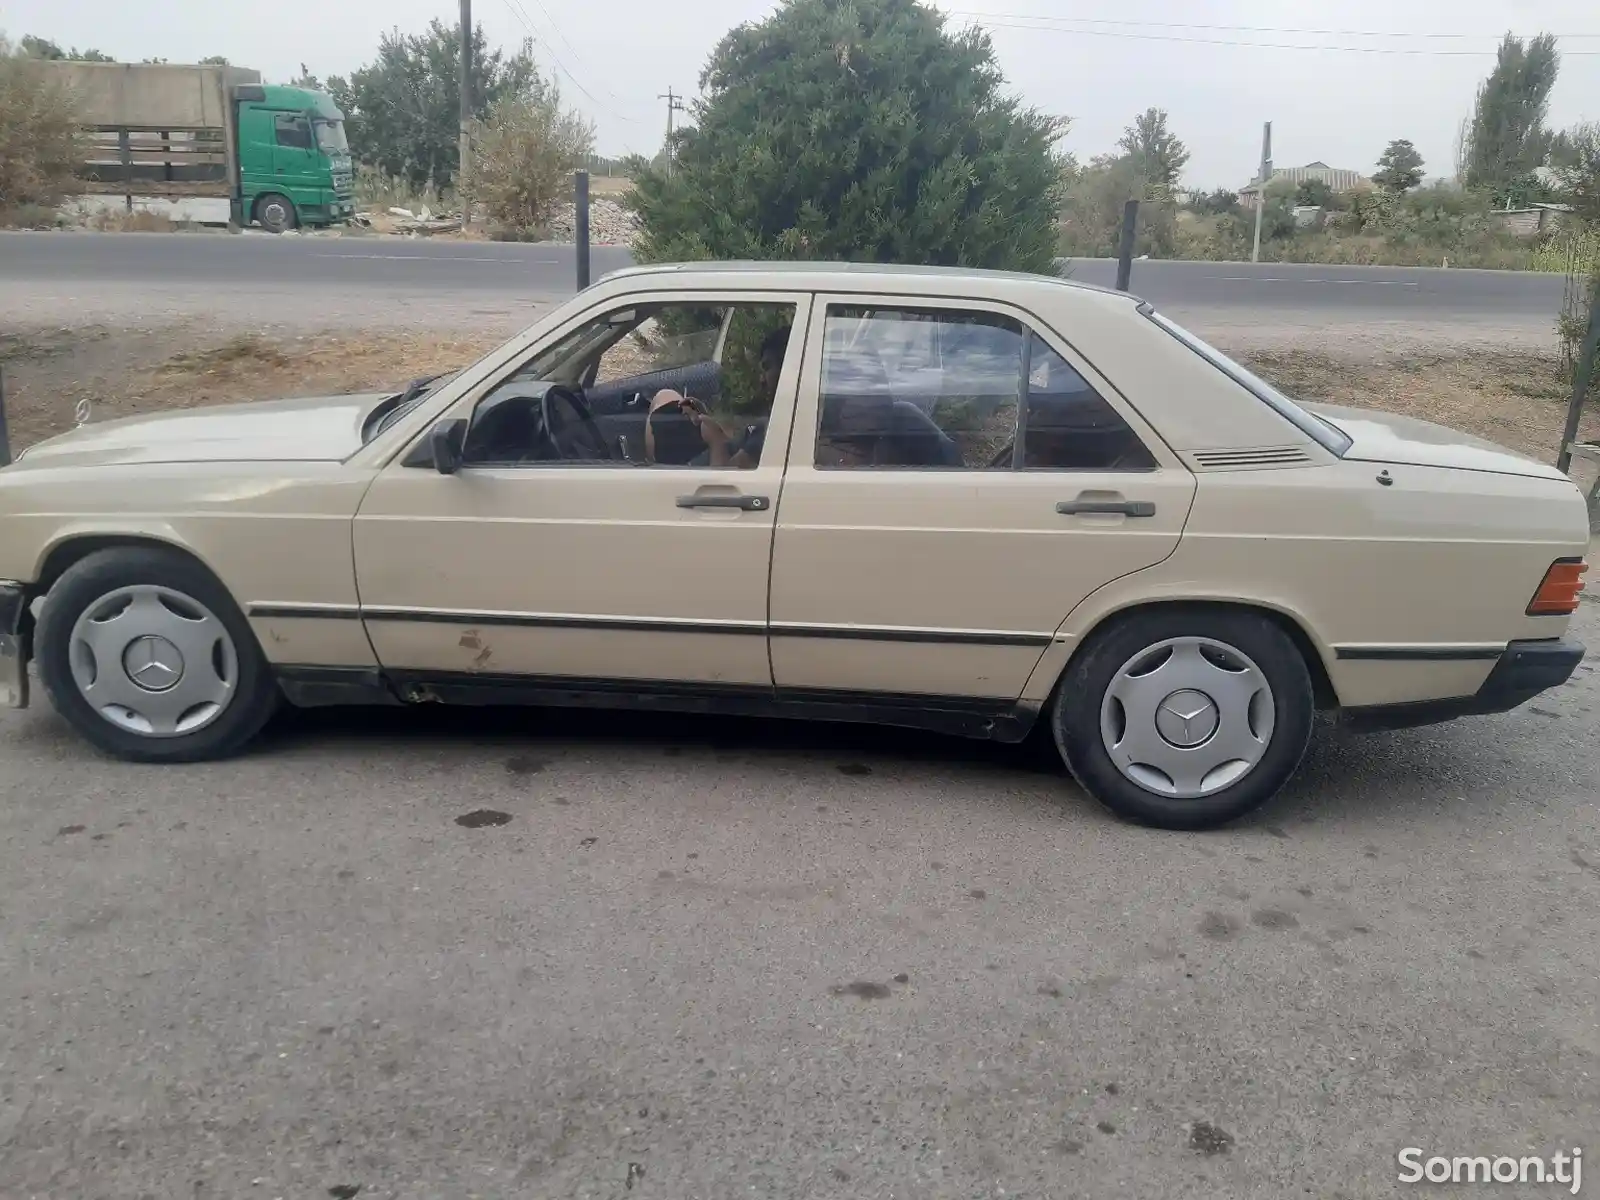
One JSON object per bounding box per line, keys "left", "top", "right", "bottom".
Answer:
{"left": 597, "top": 260, "right": 1134, "bottom": 303}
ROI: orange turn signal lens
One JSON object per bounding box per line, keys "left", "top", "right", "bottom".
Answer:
{"left": 1527, "top": 559, "right": 1588, "bottom": 616}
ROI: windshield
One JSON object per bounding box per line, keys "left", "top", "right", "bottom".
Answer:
{"left": 314, "top": 119, "right": 350, "bottom": 155}
{"left": 1141, "top": 308, "right": 1352, "bottom": 457}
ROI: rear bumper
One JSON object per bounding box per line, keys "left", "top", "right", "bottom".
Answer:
{"left": 0, "top": 581, "right": 30, "bottom": 709}
{"left": 1342, "top": 637, "right": 1584, "bottom": 731}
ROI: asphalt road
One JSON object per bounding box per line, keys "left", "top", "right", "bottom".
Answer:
{"left": 0, "top": 231, "right": 1570, "bottom": 328}
{"left": 2, "top": 603, "right": 1597, "bottom": 1198}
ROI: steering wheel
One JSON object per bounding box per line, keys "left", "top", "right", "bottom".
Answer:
{"left": 541, "top": 386, "right": 614, "bottom": 462}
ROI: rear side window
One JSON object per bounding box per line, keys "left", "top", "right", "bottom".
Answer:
{"left": 1024, "top": 336, "right": 1156, "bottom": 470}
{"left": 816, "top": 307, "right": 1019, "bottom": 469}
{"left": 815, "top": 305, "right": 1153, "bottom": 471}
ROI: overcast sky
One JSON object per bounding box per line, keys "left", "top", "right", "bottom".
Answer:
{"left": 4, "top": 0, "right": 1598, "bottom": 187}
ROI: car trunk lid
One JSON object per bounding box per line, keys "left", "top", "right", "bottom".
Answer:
{"left": 1305, "top": 402, "right": 1569, "bottom": 482}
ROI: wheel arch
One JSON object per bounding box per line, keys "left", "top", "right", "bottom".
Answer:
{"left": 1049, "top": 598, "right": 1340, "bottom": 711}
{"left": 34, "top": 531, "right": 225, "bottom": 599}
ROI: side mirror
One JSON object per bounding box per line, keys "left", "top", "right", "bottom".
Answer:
{"left": 430, "top": 418, "right": 467, "bottom": 475}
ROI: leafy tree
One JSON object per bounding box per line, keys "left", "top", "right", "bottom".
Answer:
{"left": 1, "top": 36, "right": 89, "bottom": 210}
{"left": 1058, "top": 152, "right": 1179, "bottom": 258}
{"left": 1373, "top": 138, "right": 1425, "bottom": 193}
{"left": 1190, "top": 186, "right": 1240, "bottom": 217}
{"left": 327, "top": 21, "right": 541, "bottom": 192}
{"left": 200, "top": 56, "right": 230, "bottom": 67}
{"left": 1461, "top": 33, "right": 1559, "bottom": 205}
{"left": 1116, "top": 107, "right": 1189, "bottom": 199}
{"left": 628, "top": 0, "right": 1067, "bottom": 274}
{"left": 1293, "top": 178, "right": 1334, "bottom": 208}
{"left": 472, "top": 87, "right": 594, "bottom": 235}
{"left": 18, "top": 35, "right": 111, "bottom": 61}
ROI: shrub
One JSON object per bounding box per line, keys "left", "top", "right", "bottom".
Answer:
{"left": 629, "top": 0, "right": 1065, "bottom": 273}
{"left": 471, "top": 89, "right": 593, "bottom": 237}
{"left": 0, "top": 37, "right": 86, "bottom": 216}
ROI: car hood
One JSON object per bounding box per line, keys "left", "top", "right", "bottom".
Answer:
{"left": 1305, "top": 402, "right": 1568, "bottom": 482}
{"left": 12, "top": 394, "right": 388, "bottom": 469}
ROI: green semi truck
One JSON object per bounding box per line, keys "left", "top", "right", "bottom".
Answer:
{"left": 33, "top": 60, "right": 354, "bottom": 232}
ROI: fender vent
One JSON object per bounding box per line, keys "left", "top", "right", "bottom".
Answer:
{"left": 1189, "top": 446, "right": 1315, "bottom": 470}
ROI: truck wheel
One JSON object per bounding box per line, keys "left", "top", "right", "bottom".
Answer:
{"left": 255, "top": 193, "right": 298, "bottom": 234}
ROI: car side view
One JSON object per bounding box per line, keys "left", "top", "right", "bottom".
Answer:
{"left": 0, "top": 262, "right": 1588, "bottom": 829}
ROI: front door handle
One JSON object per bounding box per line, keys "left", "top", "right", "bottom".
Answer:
{"left": 1056, "top": 499, "right": 1156, "bottom": 517}
{"left": 676, "top": 493, "right": 769, "bottom": 512}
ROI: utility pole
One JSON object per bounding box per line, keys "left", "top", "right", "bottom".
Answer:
{"left": 658, "top": 87, "right": 685, "bottom": 177}
{"left": 458, "top": 0, "right": 472, "bottom": 226}
{"left": 1250, "top": 120, "right": 1271, "bottom": 264}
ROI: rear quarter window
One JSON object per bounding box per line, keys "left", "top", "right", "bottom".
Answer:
{"left": 1141, "top": 307, "right": 1352, "bottom": 457}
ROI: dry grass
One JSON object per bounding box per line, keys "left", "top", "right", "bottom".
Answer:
{"left": 3, "top": 330, "right": 501, "bottom": 449}
{"left": 86, "top": 209, "right": 178, "bottom": 233}
{"left": 1235, "top": 347, "right": 1591, "bottom": 461}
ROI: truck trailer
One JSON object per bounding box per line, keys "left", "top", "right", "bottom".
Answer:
{"left": 30, "top": 60, "right": 355, "bottom": 231}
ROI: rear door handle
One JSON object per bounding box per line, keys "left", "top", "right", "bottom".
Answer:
{"left": 676, "top": 494, "right": 769, "bottom": 511}
{"left": 1056, "top": 499, "right": 1156, "bottom": 517}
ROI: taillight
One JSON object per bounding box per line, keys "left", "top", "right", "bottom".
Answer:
{"left": 1527, "top": 558, "right": 1588, "bottom": 616}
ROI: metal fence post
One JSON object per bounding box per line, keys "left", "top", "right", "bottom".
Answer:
{"left": 0, "top": 365, "right": 11, "bottom": 467}
{"left": 574, "top": 170, "right": 591, "bottom": 290}
{"left": 1114, "top": 199, "right": 1139, "bottom": 292}
{"left": 1557, "top": 275, "right": 1600, "bottom": 475}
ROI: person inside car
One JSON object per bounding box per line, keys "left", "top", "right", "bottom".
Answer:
{"left": 645, "top": 325, "right": 791, "bottom": 468}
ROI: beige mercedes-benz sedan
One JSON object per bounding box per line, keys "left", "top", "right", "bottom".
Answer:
{"left": 0, "top": 263, "right": 1588, "bottom": 828}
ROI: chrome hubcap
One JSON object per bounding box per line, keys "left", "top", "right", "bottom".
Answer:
{"left": 1100, "top": 636, "right": 1275, "bottom": 799}
{"left": 69, "top": 585, "right": 238, "bottom": 737}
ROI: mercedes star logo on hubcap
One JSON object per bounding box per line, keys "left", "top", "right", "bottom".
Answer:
{"left": 123, "top": 635, "right": 185, "bottom": 692}
{"left": 1155, "top": 689, "right": 1219, "bottom": 748}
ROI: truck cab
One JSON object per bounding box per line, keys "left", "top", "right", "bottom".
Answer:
{"left": 233, "top": 84, "right": 355, "bottom": 232}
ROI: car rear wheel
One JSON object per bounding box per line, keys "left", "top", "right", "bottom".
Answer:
{"left": 1051, "top": 608, "right": 1315, "bottom": 830}
{"left": 36, "top": 547, "right": 279, "bottom": 762}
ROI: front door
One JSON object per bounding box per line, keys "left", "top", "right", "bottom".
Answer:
{"left": 768, "top": 294, "right": 1198, "bottom": 702}
{"left": 352, "top": 293, "right": 808, "bottom": 691}
{"left": 270, "top": 112, "right": 321, "bottom": 207}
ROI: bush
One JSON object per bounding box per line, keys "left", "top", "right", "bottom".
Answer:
{"left": 471, "top": 90, "right": 593, "bottom": 237}
{"left": 0, "top": 38, "right": 86, "bottom": 215}
{"left": 629, "top": 0, "right": 1065, "bottom": 273}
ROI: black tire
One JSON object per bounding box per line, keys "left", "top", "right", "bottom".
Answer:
{"left": 254, "top": 193, "right": 298, "bottom": 234}
{"left": 1051, "top": 607, "right": 1315, "bottom": 830}
{"left": 35, "top": 547, "right": 279, "bottom": 763}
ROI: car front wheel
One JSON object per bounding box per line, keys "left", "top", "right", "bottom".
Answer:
{"left": 36, "top": 547, "right": 279, "bottom": 762}
{"left": 1052, "top": 608, "right": 1315, "bottom": 830}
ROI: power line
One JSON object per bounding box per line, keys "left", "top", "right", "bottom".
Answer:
{"left": 957, "top": 16, "right": 1600, "bottom": 56}
{"left": 942, "top": 11, "right": 1600, "bottom": 41}
{"left": 497, "top": 0, "right": 641, "bottom": 121}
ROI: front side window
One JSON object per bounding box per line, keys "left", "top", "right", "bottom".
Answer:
{"left": 815, "top": 306, "right": 1153, "bottom": 472}
{"left": 462, "top": 300, "right": 797, "bottom": 470}
{"left": 274, "top": 114, "right": 312, "bottom": 150}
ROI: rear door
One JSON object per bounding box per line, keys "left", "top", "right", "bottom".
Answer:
{"left": 768, "top": 293, "right": 1198, "bottom": 702}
